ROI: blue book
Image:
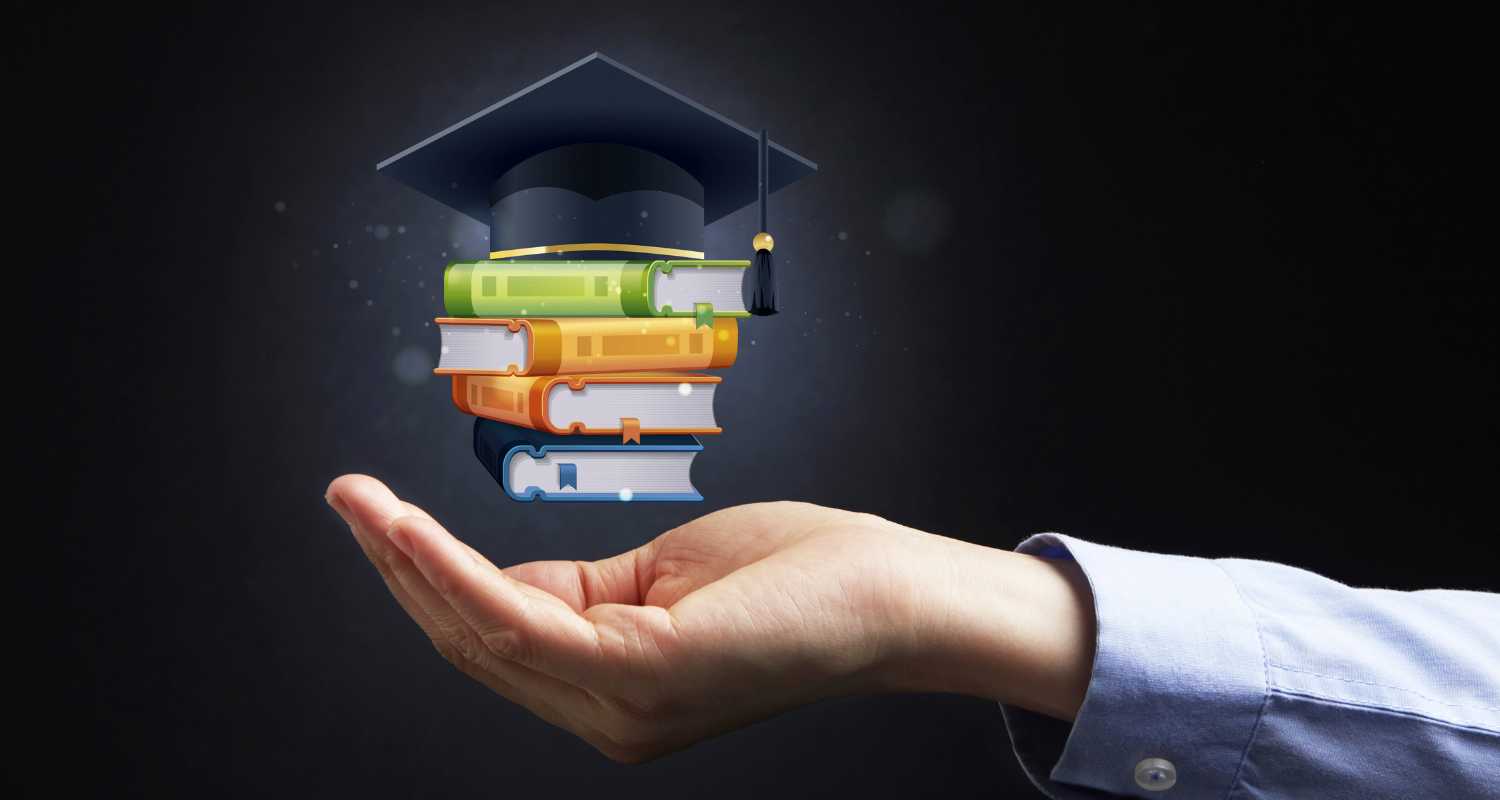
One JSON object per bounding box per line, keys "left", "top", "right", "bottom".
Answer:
{"left": 473, "top": 418, "right": 703, "bottom": 502}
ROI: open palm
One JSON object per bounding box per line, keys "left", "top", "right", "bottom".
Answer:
{"left": 327, "top": 475, "right": 944, "bottom": 762}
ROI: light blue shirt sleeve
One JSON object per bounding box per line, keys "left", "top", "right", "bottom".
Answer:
{"left": 1000, "top": 534, "right": 1500, "bottom": 799}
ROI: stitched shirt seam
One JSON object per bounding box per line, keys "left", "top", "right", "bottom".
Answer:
{"left": 1267, "top": 661, "right": 1500, "bottom": 712}
{"left": 1268, "top": 687, "right": 1500, "bottom": 738}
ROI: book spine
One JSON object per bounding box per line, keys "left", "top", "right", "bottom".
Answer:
{"left": 434, "top": 317, "right": 736, "bottom": 376}
{"left": 451, "top": 375, "right": 550, "bottom": 428}
{"left": 537, "top": 317, "right": 738, "bottom": 374}
{"left": 443, "top": 261, "right": 650, "bottom": 317}
{"left": 471, "top": 417, "right": 505, "bottom": 487}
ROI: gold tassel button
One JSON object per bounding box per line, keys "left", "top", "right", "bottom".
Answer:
{"left": 752, "top": 231, "right": 775, "bottom": 252}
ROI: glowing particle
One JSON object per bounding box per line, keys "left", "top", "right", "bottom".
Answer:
{"left": 392, "top": 344, "right": 432, "bottom": 386}
{"left": 677, "top": 382, "right": 692, "bottom": 397}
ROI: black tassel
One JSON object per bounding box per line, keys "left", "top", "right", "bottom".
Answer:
{"left": 746, "top": 128, "right": 778, "bottom": 316}
{"left": 750, "top": 246, "right": 776, "bottom": 315}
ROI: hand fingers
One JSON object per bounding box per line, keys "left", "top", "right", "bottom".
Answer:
{"left": 384, "top": 525, "right": 682, "bottom": 748}
{"left": 641, "top": 501, "right": 843, "bottom": 607}
{"left": 502, "top": 544, "right": 655, "bottom": 613}
{"left": 371, "top": 521, "right": 608, "bottom": 721}
{"left": 325, "top": 474, "right": 437, "bottom": 543}
{"left": 342, "top": 503, "right": 614, "bottom": 732}
{"left": 400, "top": 500, "right": 436, "bottom": 522}
{"left": 502, "top": 502, "right": 843, "bottom": 613}
{"left": 327, "top": 474, "right": 419, "bottom": 549}
{"left": 329, "top": 475, "right": 654, "bottom": 758}
{"left": 327, "top": 473, "right": 604, "bottom": 687}
{"left": 327, "top": 475, "right": 521, "bottom": 689}
{"left": 386, "top": 514, "right": 607, "bottom": 687}
{"left": 327, "top": 475, "right": 447, "bottom": 639}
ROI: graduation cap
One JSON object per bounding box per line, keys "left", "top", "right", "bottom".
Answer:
{"left": 377, "top": 52, "right": 816, "bottom": 315}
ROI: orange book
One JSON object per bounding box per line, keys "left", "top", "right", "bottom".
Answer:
{"left": 451, "top": 373, "right": 722, "bottom": 435}
{"left": 434, "top": 317, "right": 738, "bottom": 376}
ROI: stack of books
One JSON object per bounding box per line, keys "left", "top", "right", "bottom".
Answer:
{"left": 434, "top": 258, "right": 749, "bottom": 502}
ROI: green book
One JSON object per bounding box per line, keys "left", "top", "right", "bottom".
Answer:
{"left": 443, "top": 259, "right": 751, "bottom": 321}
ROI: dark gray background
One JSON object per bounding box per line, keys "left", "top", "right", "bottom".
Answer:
{"left": 21, "top": 2, "right": 1494, "bottom": 797}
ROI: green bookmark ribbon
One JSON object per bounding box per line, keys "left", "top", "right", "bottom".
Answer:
{"left": 694, "top": 302, "right": 715, "bottom": 329}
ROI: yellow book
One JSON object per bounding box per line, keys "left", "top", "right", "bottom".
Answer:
{"left": 434, "top": 317, "right": 738, "bottom": 376}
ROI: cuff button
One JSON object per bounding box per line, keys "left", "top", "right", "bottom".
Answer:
{"left": 1134, "top": 758, "right": 1177, "bottom": 792}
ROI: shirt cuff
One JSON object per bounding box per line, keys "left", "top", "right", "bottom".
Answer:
{"left": 1000, "top": 534, "right": 1268, "bottom": 798}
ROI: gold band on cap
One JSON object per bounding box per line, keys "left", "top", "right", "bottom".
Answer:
{"left": 488, "top": 242, "right": 706, "bottom": 260}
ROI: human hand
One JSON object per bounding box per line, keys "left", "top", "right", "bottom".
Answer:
{"left": 326, "top": 475, "right": 1095, "bottom": 763}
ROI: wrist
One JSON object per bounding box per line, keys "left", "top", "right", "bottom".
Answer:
{"left": 877, "top": 533, "right": 1097, "bottom": 720}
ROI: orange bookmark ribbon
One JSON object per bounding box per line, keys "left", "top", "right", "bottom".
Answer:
{"left": 621, "top": 417, "right": 641, "bottom": 444}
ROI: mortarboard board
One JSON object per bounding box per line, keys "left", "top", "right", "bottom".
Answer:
{"left": 377, "top": 53, "right": 815, "bottom": 313}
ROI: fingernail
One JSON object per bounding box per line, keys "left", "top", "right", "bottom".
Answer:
{"left": 326, "top": 492, "right": 356, "bottom": 527}
{"left": 387, "top": 522, "right": 414, "bottom": 558}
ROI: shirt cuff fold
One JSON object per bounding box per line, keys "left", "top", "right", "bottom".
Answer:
{"left": 1000, "top": 534, "right": 1268, "bottom": 798}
